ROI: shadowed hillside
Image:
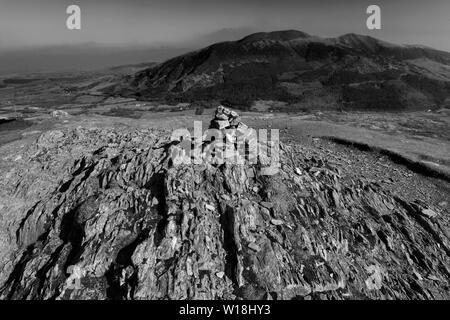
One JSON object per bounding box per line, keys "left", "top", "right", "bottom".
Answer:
{"left": 107, "top": 30, "right": 450, "bottom": 110}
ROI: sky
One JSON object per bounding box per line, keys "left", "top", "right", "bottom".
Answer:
{"left": 0, "top": 0, "right": 449, "bottom": 51}
{"left": 0, "top": 0, "right": 449, "bottom": 73}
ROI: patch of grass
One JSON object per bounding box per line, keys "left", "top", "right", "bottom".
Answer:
{"left": 3, "top": 78, "right": 41, "bottom": 85}
{"left": 103, "top": 107, "right": 142, "bottom": 119}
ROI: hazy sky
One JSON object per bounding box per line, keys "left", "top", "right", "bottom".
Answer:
{"left": 1, "top": 0, "right": 450, "bottom": 51}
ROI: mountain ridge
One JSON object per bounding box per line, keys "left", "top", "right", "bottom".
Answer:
{"left": 108, "top": 30, "right": 450, "bottom": 111}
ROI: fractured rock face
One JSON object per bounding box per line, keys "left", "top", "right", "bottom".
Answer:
{"left": 0, "top": 123, "right": 449, "bottom": 300}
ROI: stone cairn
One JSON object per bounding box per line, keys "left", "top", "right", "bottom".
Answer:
{"left": 171, "top": 105, "right": 278, "bottom": 175}
{"left": 204, "top": 106, "right": 252, "bottom": 164}
{"left": 206, "top": 106, "right": 278, "bottom": 173}
{"left": 209, "top": 105, "right": 248, "bottom": 130}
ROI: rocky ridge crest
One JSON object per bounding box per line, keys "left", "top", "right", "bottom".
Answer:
{"left": 0, "top": 110, "right": 449, "bottom": 299}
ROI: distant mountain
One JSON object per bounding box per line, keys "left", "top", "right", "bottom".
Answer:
{"left": 108, "top": 30, "right": 450, "bottom": 111}
{"left": 0, "top": 28, "right": 258, "bottom": 75}
{"left": 185, "top": 27, "right": 260, "bottom": 48}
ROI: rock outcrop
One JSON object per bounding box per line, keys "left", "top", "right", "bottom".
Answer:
{"left": 0, "top": 112, "right": 449, "bottom": 300}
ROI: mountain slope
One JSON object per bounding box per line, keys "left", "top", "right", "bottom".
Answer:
{"left": 108, "top": 30, "right": 450, "bottom": 110}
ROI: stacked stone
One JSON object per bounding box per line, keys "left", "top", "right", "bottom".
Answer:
{"left": 205, "top": 106, "right": 261, "bottom": 166}
{"left": 209, "top": 105, "right": 247, "bottom": 130}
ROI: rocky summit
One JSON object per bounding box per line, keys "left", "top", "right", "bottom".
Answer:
{"left": 0, "top": 109, "right": 449, "bottom": 300}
